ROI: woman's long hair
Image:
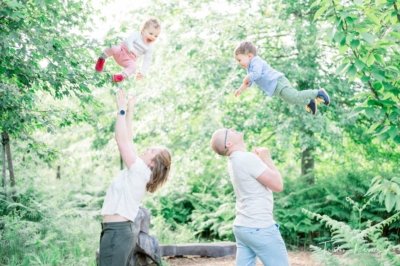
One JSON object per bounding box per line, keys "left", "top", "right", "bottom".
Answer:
{"left": 147, "top": 148, "right": 171, "bottom": 193}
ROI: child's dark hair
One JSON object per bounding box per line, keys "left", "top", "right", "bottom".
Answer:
{"left": 234, "top": 41, "right": 257, "bottom": 56}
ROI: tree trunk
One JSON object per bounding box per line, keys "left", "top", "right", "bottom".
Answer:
{"left": 120, "top": 155, "right": 123, "bottom": 170}
{"left": 2, "top": 134, "right": 6, "bottom": 193}
{"left": 2, "top": 132, "right": 15, "bottom": 187}
{"left": 301, "top": 146, "right": 315, "bottom": 184}
{"left": 56, "top": 165, "right": 61, "bottom": 179}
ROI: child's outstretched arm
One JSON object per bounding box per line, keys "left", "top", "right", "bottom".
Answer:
{"left": 234, "top": 75, "right": 251, "bottom": 97}
{"left": 137, "top": 48, "right": 153, "bottom": 80}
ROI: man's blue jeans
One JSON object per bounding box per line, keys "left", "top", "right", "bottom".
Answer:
{"left": 233, "top": 224, "right": 289, "bottom": 266}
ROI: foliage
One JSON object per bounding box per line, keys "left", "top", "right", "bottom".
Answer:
{"left": 313, "top": 0, "right": 400, "bottom": 143}
{"left": 0, "top": 187, "right": 44, "bottom": 222}
{"left": 0, "top": 186, "right": 98, "bottom": 266}
{"left": 0, "top": 0, "right": 102, "bottom": 167}
{"left": 304, "top": 206, "right": 400, "bottom": 266}
{"left": 273, "top": 169, "right": 400, "bottom": 248}
{"left": 367, "top": 175, "right": 400, "bottom": 212}
{"left": 1, "top": 0, "right": 400, "bottom": 265}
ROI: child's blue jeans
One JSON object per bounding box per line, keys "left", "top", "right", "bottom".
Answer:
{"left": 233, "top": 224, "right": 289, "bottom": 266}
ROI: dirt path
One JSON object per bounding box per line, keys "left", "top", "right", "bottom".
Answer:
{"left": 165, "top": 251, "right": 321, "bottom": 266}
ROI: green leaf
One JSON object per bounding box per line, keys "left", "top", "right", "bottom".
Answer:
{"left": 387, "top": 126, "right": 398, "bottom": 139}
{"left": 361, "top": 32, "right": 376, "bottom": 44}
{"left": 372, "top": 81, "right": 383, "bottom": 90}
{"left": 385, "top": 194, "right": 396, "bottom": 212}
{"left": 390, "top": 31, "right": 400, "bottom": 39}
{"left": 347, "top": 64, "right": 357, "bottom": 77}
{"left": 314, "top": 4, "right": 329, "bottom": 20}
{"left": 373, "top": 53, "right": 384, "bottom": 64}
{"left": 371, "top": 68, "right": 385, "bottom": 81}
{"left": 361, "top": 76, "right": 371, "bottom": 82}
{"left": 365, "top": 10, "right": 381, "bottom": 25}
{"left": 365, "top": 107, "right": 375, "bottom": 118}
{"left": 336, "top": 63, "right": 350, "bottom": 74}
{"left": 333, "top": 31, "right": 346, "bottom": 44}
{"left": 355, "top": 59, "right": 365, "bottom": 70}
{"left": 350, "top": 39, "right": 360, "bottom": 49}
{"left": 365, "top": 53, "right": 375, "bottom": 66}
{"left": 310, "top": 0, "right": 322, "bottom": 9}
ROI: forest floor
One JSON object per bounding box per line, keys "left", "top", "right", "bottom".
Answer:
{"left": 165, "top": 251, "right": 322, "bottom": 265}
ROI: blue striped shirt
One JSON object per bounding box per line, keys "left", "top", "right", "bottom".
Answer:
{"left": 247, "top": 56, "right": 284, "bottom": 96}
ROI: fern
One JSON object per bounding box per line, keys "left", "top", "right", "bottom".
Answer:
{"left": 310, "top": 245, "right": 341, "bottom": 266}
{"left": 303, "top": 208, "right": 400, "bottom": 266}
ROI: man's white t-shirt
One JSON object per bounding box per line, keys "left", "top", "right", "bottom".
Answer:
{"left": 228, "top": 151, "right": 275, "bottom": 228}
{"left": 101, "top": 158, "right": 151, "bottom": 221}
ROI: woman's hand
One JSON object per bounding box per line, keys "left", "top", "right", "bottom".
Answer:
{"left": 135, "top": 72, "right": 144, "bottom": 80}
{"left": 127, "top": 94, "right": 136, "bottom": 113}
{"left": 116, "top": 88, "right": 127, "bottom": 111}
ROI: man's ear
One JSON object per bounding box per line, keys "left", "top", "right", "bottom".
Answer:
{"left": 226, "top": 141, "right": 233, "bottom": 149}
{"left": 248, "top": 53, "right": 254, "bottom": 59}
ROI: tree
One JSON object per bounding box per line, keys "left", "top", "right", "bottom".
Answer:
{"left": 0, "top": 0, "right": 97, "bottom": 189}
{"left": 313, "top": 0, "right": 400, "bottom": 143}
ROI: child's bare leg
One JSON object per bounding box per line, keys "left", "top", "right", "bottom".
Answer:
{"left": 103, "top": 45, "right": 121, "bottom": 58}
{"left": 95, "top": 46, "right": 121, "bottom": 72}
{"left": 112, "top": 65, "right": 135, "bottom": 83}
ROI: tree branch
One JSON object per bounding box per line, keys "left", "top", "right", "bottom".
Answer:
{"left": 394, "top": 1, "right": 400, "bottom": 22}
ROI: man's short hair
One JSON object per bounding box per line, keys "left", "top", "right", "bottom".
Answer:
{"left": 210, "top": 129, "right": 227, "bottom": 156}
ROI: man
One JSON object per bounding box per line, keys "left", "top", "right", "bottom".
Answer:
{"left": 210, "top": 128, "right": 289, "bottom": 266}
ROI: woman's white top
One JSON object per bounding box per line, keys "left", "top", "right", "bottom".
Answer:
{"left": 101, "top": 158, "right": 151, "bottom": 221}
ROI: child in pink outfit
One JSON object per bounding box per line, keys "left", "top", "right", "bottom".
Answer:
{"left": 95, "top": 18, "right": 161, "bottom": 83}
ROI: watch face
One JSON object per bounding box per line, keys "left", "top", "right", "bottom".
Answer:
{"left": 119, "top": 109, "right": 126, "bottom": 115}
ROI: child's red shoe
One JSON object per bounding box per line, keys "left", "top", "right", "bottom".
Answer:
{"left": 95, "top": 58, "right": 105, "bottom": 72}
{"left": 112, "top": 74, "right": 125, "bottom": 83}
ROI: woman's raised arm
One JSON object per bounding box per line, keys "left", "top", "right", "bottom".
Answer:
{"left": 115, "top": 89, "right": 137, "bottom": 168}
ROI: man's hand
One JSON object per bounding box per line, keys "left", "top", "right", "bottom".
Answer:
{"left": 135, "top": 72, "right": 144, "bottom": 80}
{"left": 253, "top": 147, "right": 272, "bottom": 162}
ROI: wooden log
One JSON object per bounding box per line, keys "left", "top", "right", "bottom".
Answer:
{"left": 160, "top": 242, "right": 236, "bottom": 258}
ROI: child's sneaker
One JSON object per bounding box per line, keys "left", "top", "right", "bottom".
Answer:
{"left": 316, "top": 89, "right": 330, "bottom": 105}
{"left": 112, "top": 74, "right": 125, "bottom": 83}
{"left": 306, "top": 99, "right": 317, "bottom": 115}
{"left": 95, "top": 58, "right": 105, "bottom": 72}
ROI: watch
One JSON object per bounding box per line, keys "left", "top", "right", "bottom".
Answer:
{"left": 119, "top": 109, "right": 126, "bottom": 115}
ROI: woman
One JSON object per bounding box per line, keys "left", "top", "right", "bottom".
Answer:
{"left": 99, "top": 89, "right": 171, "bottom": 266}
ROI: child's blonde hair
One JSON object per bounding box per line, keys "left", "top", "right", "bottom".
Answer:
{"left": 234, "top": 41, "right": 257, "bottom": 56}
{"left": 141, "top": 18, "right": 161, "bottom": 31}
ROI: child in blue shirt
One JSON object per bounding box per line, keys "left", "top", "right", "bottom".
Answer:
{"left": 234, "top": 41, "right": 330, "bottom": 115}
